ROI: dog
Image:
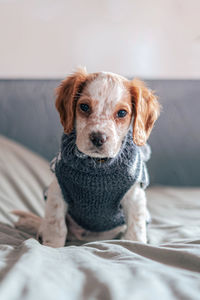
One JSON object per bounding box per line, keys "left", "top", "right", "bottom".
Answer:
{"left": 14, "top": 68, "right": 160, "bottom": 247}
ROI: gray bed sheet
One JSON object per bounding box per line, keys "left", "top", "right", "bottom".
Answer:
{"left": 0, "top": 136, "right": 200, "bottom": 300}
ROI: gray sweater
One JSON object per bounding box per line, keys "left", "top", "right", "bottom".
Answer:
{"left": 53, "top": 130, "right": 149, "bottom": 232}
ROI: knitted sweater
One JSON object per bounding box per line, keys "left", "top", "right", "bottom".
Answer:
{"left": 53, "top": 130, "right": 149, "bottom": 232}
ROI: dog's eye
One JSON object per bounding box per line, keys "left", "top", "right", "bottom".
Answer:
{"left": 80, "top": 103, "right": 90, "bottom": 112}
{"left": 117, "top": 110, "right": 127, "bottom": 118}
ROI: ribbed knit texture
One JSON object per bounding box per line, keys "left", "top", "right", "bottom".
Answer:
{"left": 53, "top": 130, "right": 149, "bottom": 232}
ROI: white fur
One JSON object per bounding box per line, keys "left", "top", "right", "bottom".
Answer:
{"left": 121, "top": 184, "right": 147, "bottom": 243}
{"left": 38, "top": 176, "right": 68, "bottom": 247}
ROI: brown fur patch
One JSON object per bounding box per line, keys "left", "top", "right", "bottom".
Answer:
{"left": 127, "top": 79, "right": 160, "bottom": 146}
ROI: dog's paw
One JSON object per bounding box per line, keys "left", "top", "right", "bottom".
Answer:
{"left": 38, "top": 222, "right": 67, "bottom": 248}
{"left": 41, "top": 236, "right": 66, "bottom": 248}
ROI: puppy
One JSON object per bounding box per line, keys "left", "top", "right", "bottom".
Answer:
{"left": 14, "top": 68, "right": 159, "bottom": 247}
{"left": 34, "top": 68, "right": 160, "bottom": 248}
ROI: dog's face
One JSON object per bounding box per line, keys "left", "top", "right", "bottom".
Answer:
{"left": 75, "top": 72, "right": 132, "bottom": 158}
{"left": 56, "top": 68, "right": 160, "bottom": 158}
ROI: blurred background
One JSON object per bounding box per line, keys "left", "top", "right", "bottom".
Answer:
{"left": 0, "top": 0, "right": 200, "bottom": 79}
{"left": 0, "top": 0, "right": 200, "bottom": 186}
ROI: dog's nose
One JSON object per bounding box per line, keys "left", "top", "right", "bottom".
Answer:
{"left": 89, "top": 131, "right": 107, "bottom": 147}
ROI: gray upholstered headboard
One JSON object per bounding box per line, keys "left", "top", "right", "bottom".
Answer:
{"left": 0, "top": 79, "right": 199, "bottom": 187}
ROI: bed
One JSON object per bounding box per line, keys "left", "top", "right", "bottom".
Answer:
{"left": 0, "top": 79, "right": 200, "bottom": 300}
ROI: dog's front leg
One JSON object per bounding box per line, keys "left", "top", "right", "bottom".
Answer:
{"left": 39, "top": 176, "right": 68, "bottom": 247}
{"left": 121, "top": 184, "right": 147, "bottom": 243}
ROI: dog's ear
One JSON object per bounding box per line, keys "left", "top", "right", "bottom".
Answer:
{"left": 55, "top": 68, "right": 88, "bottom": 134}
{"left": 129, "top": 79, "right": 160, "bottom": 146}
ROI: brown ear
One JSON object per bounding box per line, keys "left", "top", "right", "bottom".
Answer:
{"left": 55, "top": 68, "right": 88, "bottom": 133}
{"left": 130, "top": 79, "right": 160, "bottom": 146}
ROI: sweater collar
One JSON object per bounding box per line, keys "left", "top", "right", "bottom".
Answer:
{"left": 60, "top": 128, "right": 138, "bottom": 172}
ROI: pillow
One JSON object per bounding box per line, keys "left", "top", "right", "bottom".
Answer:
{"left": 0, "top": 135, "right": 53, "bottom": 226}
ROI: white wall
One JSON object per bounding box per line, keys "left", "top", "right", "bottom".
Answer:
{"left": 0, "top": 0, "right": 200, "bottom": 78}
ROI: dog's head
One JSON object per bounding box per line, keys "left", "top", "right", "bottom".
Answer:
{"left": 55, "top": 68, "right": 160, "bottom": 158}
